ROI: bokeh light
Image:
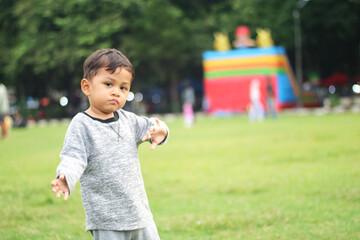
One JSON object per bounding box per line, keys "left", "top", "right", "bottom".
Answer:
{"left": 152, "top": 94, "right": 161, "bottom": 104}
{"left": 352, "top": 84, "right": 360, "bottom": 94}
{"left": 134, "top": 92, "right": 143, "bottom": 102}
{"left": 60, "top": 96, "right": 68, "bottom": 106}
{"left": 127, "top": 92, "right": 134, "bottom": 101}
{"left": 329, "top": 85, "right": 336, "bottom": 94}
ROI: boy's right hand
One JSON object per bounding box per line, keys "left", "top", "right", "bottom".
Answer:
{"left": 51, "top": 173, "right": 70, "bottom": 201}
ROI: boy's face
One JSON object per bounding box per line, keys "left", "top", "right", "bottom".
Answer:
{"left": 81, "top": 67, "right": 132, "bottom": 118}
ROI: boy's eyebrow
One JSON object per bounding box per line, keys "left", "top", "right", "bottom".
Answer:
{"left": 103, "top": 77, "right": 131, "bottom": 85}
{"left": 103, "top": 77, "right": 116, "bottom": 81}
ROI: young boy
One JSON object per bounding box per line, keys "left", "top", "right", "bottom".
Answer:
{"left": 51, "top": 48, "right": 169, "bottom": 240}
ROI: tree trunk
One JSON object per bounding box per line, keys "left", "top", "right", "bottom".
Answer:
{"left": 169, "top": 72, "right": 180, "bottom": 113}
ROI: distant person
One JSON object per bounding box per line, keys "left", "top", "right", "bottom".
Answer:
{"left": 181, "top": 81, "right": 195, "bottom": 128}
{"left": 51, "top": 49, "right": 169, "bottom": 240}
{"left": 233, "top": 25, "right": 255, "bottom": 48}
{"left": 0, "top": 82, "right": 10, "bottom": 138}
{"left": 265, "top": 76, "right": 277, "bottom": 118}
{"left": 248, "top": 78, "right": 264, "bottom": 122}
{"left": 13, "top": 112, "right": 27, "bottom": 128}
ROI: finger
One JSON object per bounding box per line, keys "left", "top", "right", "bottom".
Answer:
{"left": 155, "top": 118, "right": 161, "bottom": 126}
{"left": 150, "top": 141, "right": 158, "bottom": 151}
{"left": 59, "top": 173, "right": 65, "bottom": 180}
{"left": 51, "top": 180, "right": 58, "bottom": 187}
{"left": 150, "top": 126, "right": 155, "bottom": 132}
{"left": 141, "top": 130, "right": 150, "bottom": 142}
{"left": 52, "top": 187, "right": 58, "bottom": 193}
{"left": 63, "top": 191, "right": 69, "bottom": 201}
{"left": 56, "top": 190, "right": 63, "bottom": 199}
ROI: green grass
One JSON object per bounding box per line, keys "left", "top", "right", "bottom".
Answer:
{"left": 0, "top": 113, "right": 359, "bottom": 240}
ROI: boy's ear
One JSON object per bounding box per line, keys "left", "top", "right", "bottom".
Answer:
{"left": 81, "top": 79, "right": 91, "bottom": 96}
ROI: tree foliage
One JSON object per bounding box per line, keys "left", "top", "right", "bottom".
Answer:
{"left": 0, "top": 0, "right": 359, "bottom": 106}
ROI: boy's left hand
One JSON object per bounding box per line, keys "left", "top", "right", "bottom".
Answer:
{"left": 142, "top": 119, "right": 168, "bottom": 150}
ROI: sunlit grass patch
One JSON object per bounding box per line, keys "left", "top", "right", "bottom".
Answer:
{"left": 0, "top": 113, "right": 359, "bottom": 239}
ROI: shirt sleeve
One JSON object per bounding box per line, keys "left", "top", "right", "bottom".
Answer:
{"left": 57, "top": 116, "right": 89, "bottom": 195}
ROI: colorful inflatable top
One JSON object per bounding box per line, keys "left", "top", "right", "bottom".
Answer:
{"left": 203, "top": 46, "right": 299, "bottom": 113}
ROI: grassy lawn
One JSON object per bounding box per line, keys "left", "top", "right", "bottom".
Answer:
{"left": 0, "top": 112, "right": 359, "bottom": 239}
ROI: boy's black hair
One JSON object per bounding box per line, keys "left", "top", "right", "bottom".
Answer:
{"left": 83, "top": 48, "right": 135, "bottom": 80}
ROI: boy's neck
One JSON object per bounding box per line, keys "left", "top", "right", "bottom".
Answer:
{"left": 84, "top": 108, "right": 115, "bottom": 120}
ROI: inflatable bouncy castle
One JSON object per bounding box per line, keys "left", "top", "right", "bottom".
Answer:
{"left": 203, "top": 46, "right": 299, "bottom": 114}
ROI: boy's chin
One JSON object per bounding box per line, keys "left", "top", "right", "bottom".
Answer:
{"left": 104, "top": 106, "right": 122, "bottom": 113}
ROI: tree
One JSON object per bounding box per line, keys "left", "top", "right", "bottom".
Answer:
{"left": 0, "top": 0, "right": 359, "bottom": 113}
{"left": 4, "top": 0, "right": 136, "bottom": 97}
{"left": 301, "top": 0, "right": 360, "bottom": 77}
{"left": 122, "top": 0, "right": 200, "bottom": 111}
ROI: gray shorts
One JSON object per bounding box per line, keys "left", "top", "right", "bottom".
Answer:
{"left": 90, "top": 220, "right": 160, "bottom": 240}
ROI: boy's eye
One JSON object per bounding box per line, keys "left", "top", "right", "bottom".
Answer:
{"left": 120, "top": 86, "right": 128, "bottom": 91}
{"left": 105, "top": 83, "right": 112, "bottom": 87}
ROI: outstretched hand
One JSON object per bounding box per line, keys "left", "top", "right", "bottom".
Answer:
{"left": 141, "top": 119, "right": 168, "bottom": 150}
{"left": 51, "top": 173, "right": 70, "bottom": 201}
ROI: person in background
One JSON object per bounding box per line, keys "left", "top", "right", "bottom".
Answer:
{"left": 248, "top": 78, "right": 264, "bottom": 122}
{"left": 265, "top": 75, "right": 277, "bottom": 118}
{"left": 181, "top": 81, "right": 195, "bottom": 128}
{"left": 0, "top": 82, "right": 10, "bottom": 138}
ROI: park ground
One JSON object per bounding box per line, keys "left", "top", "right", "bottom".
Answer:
{"left": 0, "top": 112, "right": 359, "bottom": 240}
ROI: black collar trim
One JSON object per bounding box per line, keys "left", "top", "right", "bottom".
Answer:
{"left": 82, "top": 111, "right": 119, "bottom": 123}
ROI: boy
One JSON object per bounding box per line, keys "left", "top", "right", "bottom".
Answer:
{"left": 51, "top": 49, "right": 168, "bottom": 240}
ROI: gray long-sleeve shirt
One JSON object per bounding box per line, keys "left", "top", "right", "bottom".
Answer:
{"left": 56, "top": 109, "right": 168, "bottom": 231}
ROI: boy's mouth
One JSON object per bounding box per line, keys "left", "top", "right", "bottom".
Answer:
{"left": 109, "top": 99, "right": 118, "bottom": 104}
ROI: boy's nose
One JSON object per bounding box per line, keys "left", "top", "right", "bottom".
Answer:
{"left": 112, "top": 89, "right": 120, "bottom": 97}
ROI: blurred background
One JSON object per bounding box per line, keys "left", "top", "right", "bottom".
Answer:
{"left": 0, "top": 0, "right": 359, "bottom": 123}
